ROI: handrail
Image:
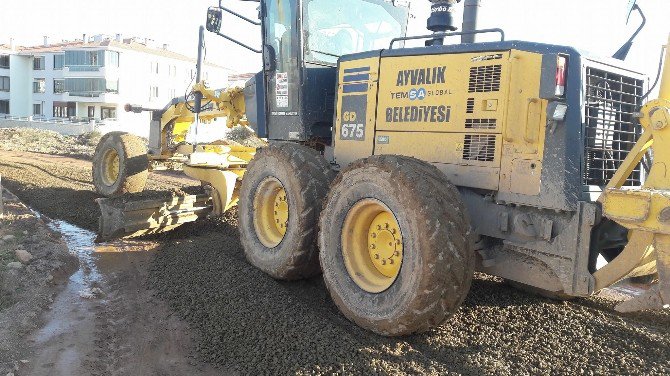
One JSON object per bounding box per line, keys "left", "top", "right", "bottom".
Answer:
{"left": 0, "top": 114, "right": 117, "bottom": 125}
{"left": 218, "top": 2, "right": 261, "bottom": 26}
{"left": 389, "top": 28, "right": 506, "bottom": 49}
{"left": 209, "top": 3, "right": 262, "bottom": 53}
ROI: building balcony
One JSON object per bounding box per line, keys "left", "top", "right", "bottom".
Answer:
{"left": 63, "top": 91, "right": 119, "bottom": 103}
{"left": 63, "top": 65, "right": 116, "bottom": 77}
{"left": 67, "top": 65, "right": 101, "bottom": 72}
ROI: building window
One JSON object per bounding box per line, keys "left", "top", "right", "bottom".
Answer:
{"left": 101, "top": 107, "right": 116, "bottom": 120}
{"left": 33, "top": 78, "right": 46, "bottom": 93}
{"left": 150, "top": 62, "right": 159, "bottom": 74}
{"left": 150, "top": 86, "right": 159, "bottom": 99}
{"left": 0, "top": 55, "right": 9, "bottom": 69}
{"left": 53, "top": 102, "right": 75, "bottom": 117}
{"left": 64, "top": 50, "right": 106, "bottom": 68}
{"left": 0, "top": 100, "right": 9, "bottom": 114}
{"left": 33, "top": 103, "right": 43, "bottom": 116}
{"left": 106, "top": 51, "right": 120, "bottom": 68}
{"left": 0, "top": 76, "right": 9, "bottom": 92}
{"left": 53, "top": 79, "right": 65, "bottom": 94}
{"left": 54, "top": 54, "right": 64, "bottom": 70}
{"left": 168, "top": 89, "right": 176, "bottom": 99}
{"left": 64, "top": 78, "right": 118, "bottom": 97}
{"left": 33, "top": 56, "right": 45, "bottom": 70}
{"left": 88, "top": 106, "right": 95, "bottom": 119}
{"left": 53, "top": 102, "right": 68, "bottom": 118}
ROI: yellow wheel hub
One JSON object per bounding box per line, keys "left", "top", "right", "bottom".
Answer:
{"left": 341, "top": 199, "right": 403, "bottom": 293}
{"left": 102, "top": 148, "right": 120, "bottom": 186}
{"left": 253, "top": 177, "right": 289, "bottom": 248}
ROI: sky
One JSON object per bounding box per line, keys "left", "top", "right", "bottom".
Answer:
{"left": 0, "top": 0, "right": 668, "bottom": 89}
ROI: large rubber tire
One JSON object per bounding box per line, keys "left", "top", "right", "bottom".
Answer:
{"left": 238, "top": 142, "right": 335, "bottom": 280}
{"left": 319, "top": 155, "right": 475, "bottom": 336}
{"left": 92, "top": 132, "right": 148, "bottom": 197}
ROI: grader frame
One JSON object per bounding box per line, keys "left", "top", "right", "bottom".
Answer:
{"left": 92, "top": 0, "right": 670, "bottom": 335}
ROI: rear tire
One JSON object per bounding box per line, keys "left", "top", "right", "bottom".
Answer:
{"left": 238, "top": 142, "right": 335, "bottom": 280}
{"left": 319, "top": 155, "right": 474, "bottom": 336}
{"left": 92, "top": 132, "right": 148, "bottom": 197}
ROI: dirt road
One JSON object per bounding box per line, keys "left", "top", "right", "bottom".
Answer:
{"left": 1, "top": 149, "right": 670, "bottom": 375}
{"left": 1, "top": 150, "right": 218, "bottom": 376}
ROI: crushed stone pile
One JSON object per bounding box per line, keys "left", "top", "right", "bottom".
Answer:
{"left": 0, "top": 128, "right": 102, "bottom": 160}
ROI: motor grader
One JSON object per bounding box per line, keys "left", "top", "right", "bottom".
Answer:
{"left": 92, "top": 0, "right": 670, "bottom": 336}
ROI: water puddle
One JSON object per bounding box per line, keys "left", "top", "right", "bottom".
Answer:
{"left": 29, "top": 212, "right": 104, "bottom": 345}
{"left": 48, "top": 219, "right": 103, "bottom": 295}
{"left": 25, "top": 211, "right": 158, "bottom": 375}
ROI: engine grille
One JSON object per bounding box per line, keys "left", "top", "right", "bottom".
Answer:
{"left": 583, "top": 67, "right": 644, "bottom": 187}
{"left": 465, "top": 118, "right": 497, "bottom": 130}
{"left": 463, "top": 134, "right": 496, "bottom": 162}
{"left": 468, "top": 65, "right": 502, "bottom": 93}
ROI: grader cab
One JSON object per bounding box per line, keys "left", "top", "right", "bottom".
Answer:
{"left": 92, "top": 0, "right": 670, "bottom": 336}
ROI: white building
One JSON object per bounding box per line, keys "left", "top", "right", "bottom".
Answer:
{"left": 0, "top": 35, "right": 231, "bottom": 133}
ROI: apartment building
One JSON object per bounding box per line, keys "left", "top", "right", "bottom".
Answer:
{"left": 0, "top": 44, "right": 12, "bottom": 116}
{"left": 0, "top": 35, "right": 230, "bottom": 129}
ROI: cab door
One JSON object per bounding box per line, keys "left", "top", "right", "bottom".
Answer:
{"left": 263, "top": 0, "right": 302, "bottom": 140}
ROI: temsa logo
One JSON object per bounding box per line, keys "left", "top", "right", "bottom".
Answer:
{"left": 343, "top": 112, "right": 357, "bottom": 122}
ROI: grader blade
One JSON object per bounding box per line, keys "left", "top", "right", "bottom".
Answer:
{"left": 97, "top": 194, "right": 212, "bottom": 241}
{"left": 614, "top": 234, "right": 670, "bottom": 312}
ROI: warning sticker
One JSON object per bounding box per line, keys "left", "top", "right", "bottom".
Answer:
{"left": 276, "top": 72, "right": 289, "bottom": 108}
{"left": 276, "top": 95, "right": 289, "bottom": 108}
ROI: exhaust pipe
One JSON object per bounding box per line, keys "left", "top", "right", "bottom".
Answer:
{"left": 461, "top": 0, "right": 481, "bottom": 43}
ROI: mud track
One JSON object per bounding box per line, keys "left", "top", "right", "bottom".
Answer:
{"left": 1, "top": 149, "right": 669, "bottom": 375}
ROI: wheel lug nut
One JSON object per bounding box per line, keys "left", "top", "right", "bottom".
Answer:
{"left": 381, "top": 260, "right": 387, "bottom": 265}
{"left": 391, "top": 229, "right": 397, "bottom": 234}
{"left": 396, "top": 240, "right": 401, "bottom": 245}
{"left": 374, "top": 254, "right": 380, "bottom": 259}
{"left": 388, "top": 242, "right": 393, "bottom": 246}
{"left": 371, "top": 233, "right": 377, "bottom": 238}
{"left": 377, "top": 225, "right": 382, "bottom": 230}
{"left": 389, "top": 259, "right": 394, "bottom": 265}
{"left": 370, "top": 244, "right": 376, "bottom": 250}
{"left": 394, "top": 251, "right": 400, "bottom": 256}
{"left": 385, "top": 223, "right": 390, "bottom": 229}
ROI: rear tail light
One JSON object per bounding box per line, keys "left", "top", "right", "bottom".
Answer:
{"left": 555, "top": 56, "right": 567, "bottom": 97}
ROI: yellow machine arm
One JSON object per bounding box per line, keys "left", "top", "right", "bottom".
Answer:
{"left": 162, "top": 83, "right": 247, "bottom": 128}
{"left": 98, "top": 83, "right": 256, "bottom": 240}
{"left": 597, "top": 35, "right": 670, "bottom": 311}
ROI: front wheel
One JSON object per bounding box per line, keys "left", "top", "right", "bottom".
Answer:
{"left": 238, "top": 142, "right": 335, "bottom": 280}
{"left": 92, "top": 132, "right": 148, "bottom": 197}
{"left": 319, "top": 155, "right": 475, "bottom": 336}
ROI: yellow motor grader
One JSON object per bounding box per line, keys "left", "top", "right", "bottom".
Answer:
{"left": 92, "top": 0, "right": 670, "bottom": 335}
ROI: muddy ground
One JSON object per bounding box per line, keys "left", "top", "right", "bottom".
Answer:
{"left": 1, "top": 148, "right": 670, "bottom": 375}
{"left": 0, "top": 189, "right": 78, "bottom": 375}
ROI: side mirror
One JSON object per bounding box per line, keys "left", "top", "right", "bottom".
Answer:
{"left": 626, "top": 0, "right": 638, "bottom": 24}
{"left": 206, "top": 8, "right": 223, "bottom": 33}
{"left": 263, "top": 44, "right": 277, "bottom": 72}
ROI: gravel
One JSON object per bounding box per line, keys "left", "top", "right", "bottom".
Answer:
{"left": 1, "top": 149, "right": 670, "bottom": 375}
{"left": 148, "top": 213, "right": 670, "bottom": 375}
{"left": 0, "top": 128, "right": 102, "bottom": 160}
